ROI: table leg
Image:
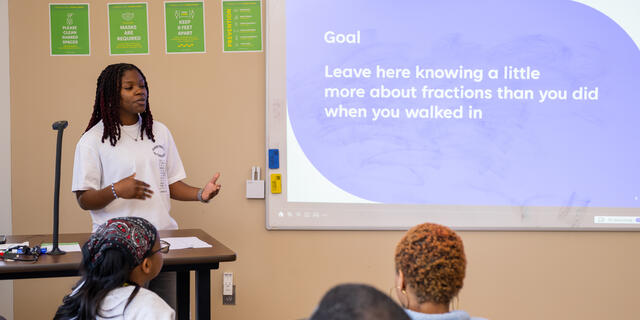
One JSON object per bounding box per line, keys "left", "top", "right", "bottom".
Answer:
{"left": 176, "top": 271, "right": 190, "bottom": 320}
{"left": 195, "top": 268, "right": 211, "bottom": 320}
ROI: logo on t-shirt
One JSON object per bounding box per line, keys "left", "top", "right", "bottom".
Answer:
{"left": 152, "top": 145, "right": 166, "bottom": 157}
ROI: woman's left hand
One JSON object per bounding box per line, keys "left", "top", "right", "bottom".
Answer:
{"left": 201, "top": 172, "right": 221, "bottom": 201}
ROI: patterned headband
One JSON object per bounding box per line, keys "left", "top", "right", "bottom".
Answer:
{"left": 85, "top": 217, "right": 157, "bottom": 268}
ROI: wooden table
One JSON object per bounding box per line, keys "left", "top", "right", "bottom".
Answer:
{"left": 0, "top": 229, "right": 236, "bottom": 320}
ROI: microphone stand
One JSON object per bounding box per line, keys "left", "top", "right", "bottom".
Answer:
{"left": 50, "top": 120, "right": 68, "bottom": 255}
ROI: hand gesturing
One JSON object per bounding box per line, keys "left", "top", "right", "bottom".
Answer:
{"left": 201, "top": 172, "right": 221, "bottom": 201}
{"left": 114, "top": 173, "right": 154, "bottom": 200}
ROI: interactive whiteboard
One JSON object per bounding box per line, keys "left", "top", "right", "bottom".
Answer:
{"left": 266, "top": 0, "right": 640, "bottom": 230}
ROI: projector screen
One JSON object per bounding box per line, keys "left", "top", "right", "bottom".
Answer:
{"left": 265, "top": 0, "right": 640, "bottom": 230}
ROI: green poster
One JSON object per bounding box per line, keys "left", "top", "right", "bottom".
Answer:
{"left": 222, "top": 1, "right": 262, "bottom": 52}
{"left": 164, "top": 2, "right": 206, "bottom": 53}
{"left": 108, "top": 3, "right": 149, "bottom": 55}
{"left": 49, "top": 4, "right": 90, "bottom": 55}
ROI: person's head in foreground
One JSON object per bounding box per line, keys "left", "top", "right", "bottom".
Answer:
{"left": 310, "top": 283, "right": 410, "bottom": 320}
{"left": 395, "top": 222, "right": 471, "bottom": 318}
{"left": 54, "top": 217, "right": 171, "bottom": 319}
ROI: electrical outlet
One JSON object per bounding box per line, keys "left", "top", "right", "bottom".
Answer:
{"left": 222, "top": 285, "right": 236, "bottom": 305}
{"left": 223, "top": 272, "right": 235, "bottom": 305}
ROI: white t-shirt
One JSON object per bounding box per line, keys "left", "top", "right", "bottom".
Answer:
{"left": 72, "top": 119, "right": 186, "bottom": 231}
{"left": 97, "top": 286, "right": 175, "bottom": 320}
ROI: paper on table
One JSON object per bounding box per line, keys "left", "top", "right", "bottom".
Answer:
{"left": 161, "top": 237, "right": 212, "bottom": 250}
{"left": 0, "top": 242, "right": 29, "bottom": 250}
{"left": 41, "top": 242, "right": 82, "bottom": 253}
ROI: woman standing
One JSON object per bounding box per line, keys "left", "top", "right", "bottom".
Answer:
{"left": 72, "top": 63, "right": 221, "bottom": 308}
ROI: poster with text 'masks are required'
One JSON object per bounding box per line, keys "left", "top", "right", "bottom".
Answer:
{"left": 49, "top": 3, "right": 90, "bottom": 56}
{"left": 108, "top": 2, "right": 150, "bottom": 55}
{"left": 165, "top": 1, "right": 206, "bottom": 53}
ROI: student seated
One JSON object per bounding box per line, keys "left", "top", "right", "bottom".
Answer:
{"left": 54, "top": 217, "right": 174, "bottom": 320}
{"left": 310, "top": 283, "right": 410, "bottom": 320}
{"left": 394, "top": 223, "right": 486, "bottom": 320}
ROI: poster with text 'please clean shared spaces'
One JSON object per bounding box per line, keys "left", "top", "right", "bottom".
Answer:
{"left": 49, "top": 4, "right": 90, "bottom": 55}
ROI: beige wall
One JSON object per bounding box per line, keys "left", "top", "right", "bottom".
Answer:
{"left": 7, "top": 1, "right": 640, "bottom": 319}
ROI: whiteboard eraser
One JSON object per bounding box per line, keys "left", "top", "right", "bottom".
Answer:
{"left": 246, "top": 180, "right": 265, "bottom": 198}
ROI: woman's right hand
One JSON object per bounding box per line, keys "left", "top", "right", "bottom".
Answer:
{"left": 113, "top": 173, "right": 154, "bottom": 199}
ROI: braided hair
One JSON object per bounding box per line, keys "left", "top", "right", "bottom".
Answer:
{"left": 54, "top": 217, "right": 159, "bottom": 320}
{"left": 86, "top": 63, "right": 155, "bottom": 146}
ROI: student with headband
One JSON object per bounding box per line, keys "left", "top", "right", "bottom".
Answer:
{"left": 54, "top": 217, "right": 174, "bottom": 320}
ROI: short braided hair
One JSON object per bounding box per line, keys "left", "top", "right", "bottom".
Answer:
{"left": 395, "top": 223, "right": 466, "bottom": 305}
{"left": 86, "top": 63, "right": 155, "bottom": 146}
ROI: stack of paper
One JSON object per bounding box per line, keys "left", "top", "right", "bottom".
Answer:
{"left": 161, "top": 237, "right": 212, "bottom": 250}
